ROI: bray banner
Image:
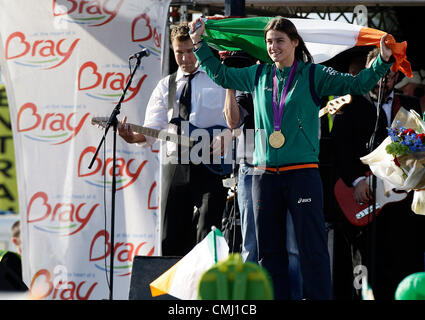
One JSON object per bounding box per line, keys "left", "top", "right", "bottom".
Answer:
{"left": 0, "top": 0, "right": 170, "bottom": 299}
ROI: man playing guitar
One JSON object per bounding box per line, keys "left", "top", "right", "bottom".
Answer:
{"left": 118, "top": 23, "right": 231, "bottom": 257}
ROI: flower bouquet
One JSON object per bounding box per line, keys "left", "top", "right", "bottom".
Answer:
{"left": 360, "top": 107, "right": 425, "bottom": 215}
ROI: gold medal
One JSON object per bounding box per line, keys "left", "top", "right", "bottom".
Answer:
{"left": 269, "top": 130, "right": 285, "bottom": 149}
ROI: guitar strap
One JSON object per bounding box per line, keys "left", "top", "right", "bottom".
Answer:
{"left": 255, "top": 64, "right": 264, "bottom": 87}
{"left": 162, "top": 71, "right": 180, "bottom": 215}
{"left": 391, "top": 94, "right": 401, "bottom": 121}
{"left": 168, "top": 71, "right": 178, "bottom": 122}
{"left": 309, "top": 64, "right": 321, "bottom": 106}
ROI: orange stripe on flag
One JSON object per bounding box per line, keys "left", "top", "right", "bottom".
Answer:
{"left": 384, "top": 35, "right": 412, "bottom": 78}
{"left": 149, "top": 261, "right": 179, "bottom": 297}
{"left": 356, "top": 27, "right": 412, "bottom": 78}
{"left": 356, "top": 27, "right": 385, "bottom": 46}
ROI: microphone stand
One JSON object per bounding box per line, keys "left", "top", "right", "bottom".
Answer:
{"left": 88, "top": 55, "right": 142, "bottom": 300}
{"left": 222, "top": 129, "right": 239, "bottom": 252}
{"left": 367, "top": 73, "right": 387, "bottom": 294}
{"left": 231, "top": 130, "right": 238, "bottom": 252}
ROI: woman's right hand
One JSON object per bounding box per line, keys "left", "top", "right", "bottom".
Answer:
{"left": 189, "top": 18, "right": 205, "bottom": 44}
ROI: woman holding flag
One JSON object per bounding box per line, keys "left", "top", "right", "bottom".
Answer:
{"left": 189, "top": 16, "right": 394, "bottom": 300}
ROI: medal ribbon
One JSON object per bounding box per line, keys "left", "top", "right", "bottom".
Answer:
{"left": 272, "top": 60, "right": 298, "bottom": 131}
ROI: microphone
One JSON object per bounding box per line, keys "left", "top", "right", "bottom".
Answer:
{"left": 129, "top": 48, "right": 150, "bottom": 60}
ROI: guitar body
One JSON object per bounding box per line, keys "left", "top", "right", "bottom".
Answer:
{"left": 334, "top": 177, "right": 408, "bottom": 227}
{"left": 91, "top": 116, "right": 232, "bottom": 176}
{"left": 169, "top": 118, "right": 233, "bottom": 176}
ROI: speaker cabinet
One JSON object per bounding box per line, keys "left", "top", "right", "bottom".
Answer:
{"left": 129, "top": 256, "right": 181, "bottom": 300}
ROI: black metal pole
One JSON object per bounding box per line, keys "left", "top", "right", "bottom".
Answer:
{"left": 225, "top": 0, "right": 245, "bottom": 16}
{"left": 109, "top": 118, "right": 117, "bottom": 300}
{"left": 88, "top": 56, "right": 142, "bottom": 300}
{"left": 232, "top": 132, "right": 237, "bottom": 252}
{"left": 367, "top": 73, "right": 387, "bottom": 293}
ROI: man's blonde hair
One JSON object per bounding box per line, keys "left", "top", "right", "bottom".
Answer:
{"left": 170, "top": 22, "right": 191, "bottom": 44}
{"left": 366, "top": 47, "right": 380, "bottom": 68}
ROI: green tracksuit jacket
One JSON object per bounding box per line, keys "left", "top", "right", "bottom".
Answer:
{"left": 194, "top": 41, "right": 392, "bottom": 167}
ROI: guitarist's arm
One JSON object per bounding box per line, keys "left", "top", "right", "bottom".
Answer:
{"left": 224, "top": 89, "right": 241, "bottom": 129}
{"left": 219, "top": 90, "right": 251, "bottom": 156}
{"left": 118, "top": 116, "right": 147, "bottom": 144}
{"left": 353, "top": 178, "right": 372, "bottom": 204}
{"left": 118, "top": 75, "right": 169, "bottom": 145}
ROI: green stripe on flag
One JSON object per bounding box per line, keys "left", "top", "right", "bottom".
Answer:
{"left": 207, "top": 227, "right": 223, "bottom": 264}
{"left": 204, "top": 17, "right": 274, "bottom": 64}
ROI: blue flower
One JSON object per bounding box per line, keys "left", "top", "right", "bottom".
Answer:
{"left": 386, "top": 126, "right": 425, "bottom": 155}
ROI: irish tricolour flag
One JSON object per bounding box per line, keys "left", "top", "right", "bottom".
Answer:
{"left": 150, "top": 228, "right": 229, "bottom": 300}
{"left": 202, "top": 17, "right": 412, "bottom": 78}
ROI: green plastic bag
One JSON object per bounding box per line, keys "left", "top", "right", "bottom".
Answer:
{"left": 198, "top": 253, "right": 274, "bottom": 300}
{"left": 395, "top": 272, "right": 425, "bottom": 300}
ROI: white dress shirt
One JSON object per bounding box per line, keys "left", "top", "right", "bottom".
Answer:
{"left": 142, "top": 66, "right": 228, "bottom": 146}
{"left": 376, "top": 90, "right": 394, "bottom": 128}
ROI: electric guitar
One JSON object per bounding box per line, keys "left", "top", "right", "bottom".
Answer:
{"left": 91, "top": 117, "right": 233, "bottom": 176}
{"left": 319, "top": 94, "right": 352, "bottom": 118}
{"left": 334, "top": 175, "right": 408, "bottom": 227}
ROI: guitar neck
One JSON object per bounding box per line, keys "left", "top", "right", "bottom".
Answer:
{"left": 319, "top": 94, "right": 352, "bottom": 118}
{"left": 130, "top": 124, "right": 161, "bottom": 139}
{"left": 318, "top": 107, "right": 328, "bottom": 118}
{"left": 129, "top": 124, "right": 193, "bottom": 147}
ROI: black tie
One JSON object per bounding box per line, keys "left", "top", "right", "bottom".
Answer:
{"left": 179, "top": 72, "right": 198, "bottom": 120}
{"left": 385, "top": 96, "right": 393, "bottom": 104}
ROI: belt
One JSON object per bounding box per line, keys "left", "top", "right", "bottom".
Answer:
{"left": 255, "top": 163, "right": 318, "bottom": 174}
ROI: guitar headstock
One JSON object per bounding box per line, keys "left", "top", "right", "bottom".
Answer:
{"left": 327, "top": 94, "right": 352, "bottom": 115}
{"left": 91, "top": 116, "right": 109, "bottom": 129}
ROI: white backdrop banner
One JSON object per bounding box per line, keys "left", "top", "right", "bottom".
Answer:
{"left": 0, "top": 0, "right": 171, "bottom": 299}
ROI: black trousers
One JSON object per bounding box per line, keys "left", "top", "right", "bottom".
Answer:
{"left": 160, "top": 162, "right": 228, "bottom": 257}
{"left": 252, "top": 168, "right": 332, "bottom": 300}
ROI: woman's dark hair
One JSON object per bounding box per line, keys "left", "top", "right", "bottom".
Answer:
{"left": 264, "top": 17, "right": 313, "bottom": 63}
